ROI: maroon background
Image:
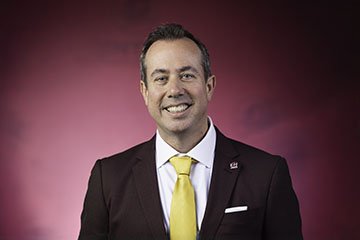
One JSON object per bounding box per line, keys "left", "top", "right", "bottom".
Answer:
{"left": 1, "top": 1, "right": 359, "bottom": 239}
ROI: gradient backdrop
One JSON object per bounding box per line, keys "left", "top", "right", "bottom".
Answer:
{"left": 1, "top": 1, "right": 359, "bottom": 239}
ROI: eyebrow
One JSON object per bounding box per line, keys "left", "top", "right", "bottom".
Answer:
{"left": 177, "top": 66, "right": 199, "bottom": 74}
{"left": 150, "top": 69, "right": 169, "bottom": 77}
{"left": 150, "top": 66, "right": 199, "bottom": 78}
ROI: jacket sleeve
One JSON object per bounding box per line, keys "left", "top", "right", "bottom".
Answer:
{"left": 264, "top": 157, "right": 303, "bottom": 240}
{"left": 78, "top": 160, "right": 109, "bottom": 240}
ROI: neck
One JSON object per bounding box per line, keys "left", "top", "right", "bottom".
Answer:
{"left": 159, "top": 120, "right": 209, "bottom": 153}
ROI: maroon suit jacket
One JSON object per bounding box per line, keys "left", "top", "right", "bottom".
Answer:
{"left": 78, "top": 128, "right": 303, "bottom": 239}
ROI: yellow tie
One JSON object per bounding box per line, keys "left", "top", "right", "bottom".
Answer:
{"left": 169, "top": 156, "right": 197, "bottom": 240}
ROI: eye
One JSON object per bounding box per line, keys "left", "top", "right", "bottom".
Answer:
{"left": 154, "top": 76, "right": 168, "bottom": 83}
{"left": 180, "top": 73, "right": 195, "bottom": 80}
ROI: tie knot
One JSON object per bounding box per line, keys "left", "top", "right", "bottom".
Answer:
{"left": 169, "top": 156, "right": 194, "bottom": 176}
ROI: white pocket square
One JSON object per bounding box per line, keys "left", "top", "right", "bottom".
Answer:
{"left": 224, "top": 206, "right": 248, "bottom": 213}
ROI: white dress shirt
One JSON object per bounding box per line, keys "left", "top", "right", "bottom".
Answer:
{"left": 155, "top": 118, "right": 216, "bottom": 232}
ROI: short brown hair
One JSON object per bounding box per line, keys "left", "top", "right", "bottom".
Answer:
{"left": 140, "top": 23, "right": 212, "bottom": 85}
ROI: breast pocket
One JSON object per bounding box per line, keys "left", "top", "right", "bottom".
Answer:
{"left": 217, "top": 207, "right": 263, "bottom": 239}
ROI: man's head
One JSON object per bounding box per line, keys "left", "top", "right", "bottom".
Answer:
{"left": 139, "top": 24, "right": 216, "bottom": 145}
{"left": 140, "top": 23, "right": 212, "bottom": 85}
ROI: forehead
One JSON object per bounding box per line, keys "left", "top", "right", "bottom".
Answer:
{"left": 145, "top": 38, "right": 202, "bottom": 72}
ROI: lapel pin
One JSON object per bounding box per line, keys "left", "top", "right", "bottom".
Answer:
{"left": 230, "top": 161, "right": 238, "bottom": 169}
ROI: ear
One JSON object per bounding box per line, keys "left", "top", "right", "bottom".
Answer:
{"left": 205, "top": 75, "right": 216, "bottom": 101}
{"left": 140, "top": 80, "right": 149, "bottom": 106}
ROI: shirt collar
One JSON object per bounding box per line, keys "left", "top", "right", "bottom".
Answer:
{"left": 156, "top": 117, "right": 216, "bottom": 169}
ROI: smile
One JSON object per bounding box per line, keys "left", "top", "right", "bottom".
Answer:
{"left": 164, "top": 104, "right": 191, "bottom": 113}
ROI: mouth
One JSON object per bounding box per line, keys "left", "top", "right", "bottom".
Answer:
{"left": 163, "top": 103, "right": 191, "bottom": 113}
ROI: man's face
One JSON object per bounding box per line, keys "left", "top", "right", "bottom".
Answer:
{"left": 140, "top": 38, "right": 215, "bottom": 138}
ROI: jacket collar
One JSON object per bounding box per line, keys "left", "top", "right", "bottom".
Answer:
{"left": 133, "top": 135, "right": 167, "bottom": 239}
{"left": 199, "top": 127, "right": 243, "bottom": 239}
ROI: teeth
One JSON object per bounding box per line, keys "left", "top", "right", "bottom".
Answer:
{"left": 166, "top": 104, "right": 189, "bottom": 113}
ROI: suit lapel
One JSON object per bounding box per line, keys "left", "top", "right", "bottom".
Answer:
{"left": 199, "top": 129, "right": 243, "bottom": 239}
{"left": 132, "top": 136, "right": 167, "bottom": 240}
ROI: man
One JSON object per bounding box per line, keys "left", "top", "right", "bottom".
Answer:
{"left": 78, "top": 23, "right": 303, "bottom": 240}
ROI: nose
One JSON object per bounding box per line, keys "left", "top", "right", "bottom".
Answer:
{"left": 167, "top": 78, "right": 184, "bottom": 98}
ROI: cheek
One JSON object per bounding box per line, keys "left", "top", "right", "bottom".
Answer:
{"left": 147, "top": 91, "right": 162, "bottom": 107}
{"left": 196, "top": 87, "right": 211, "bottom": 102}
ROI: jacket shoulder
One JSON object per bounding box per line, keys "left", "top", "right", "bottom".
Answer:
{"left": 89, "top": 136, "right": 155, "bottom": 198}
{"left": 215, "top": 129, "right": 289, "bottom": 182}
{"left": 99, "top": 136, "right": 155, "bottom": 166}
{"left": 91, "top": 136, "right": 155, "bottom": 184}
{"left": 217, "top": 128, "right": 283, "bottom": 162}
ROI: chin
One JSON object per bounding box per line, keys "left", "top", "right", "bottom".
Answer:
{"left": 168, "top": 126, "right": 189, "bottom": 134}
{"left": 163, "top": 123, "right": 191, "bottom": 135}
